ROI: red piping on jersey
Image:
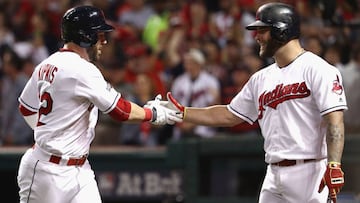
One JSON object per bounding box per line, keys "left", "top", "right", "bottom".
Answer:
{"left": 19, "top": 104, "right": 37, "bottom": 116}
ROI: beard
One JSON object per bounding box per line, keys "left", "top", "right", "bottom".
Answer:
{"left": 259, "top": 38, "right": 284, "bottom": 58}
{"left": 87, "top": 46, "right": 101, "bottom": 62}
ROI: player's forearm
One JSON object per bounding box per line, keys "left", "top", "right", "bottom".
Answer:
{"left": 326, "top": 123, "right": 344, "bottom": 162}
{"left": 325, "top": 111, "right": 345, "bottom": 163}
{"left": 184, "top": 105, "right": 241, "bottom": 127}
{"left": 128, "top": 102, "right": 153, "bottom": 122}
{"left": 108, "top": 98, "right": 152, "bottom": 122}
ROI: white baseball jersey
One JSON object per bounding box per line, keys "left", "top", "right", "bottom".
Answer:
{"left": 227, "top": 51, "right": 347, "bottom": 163}
{"left": 19, "top": 50, "right": 120, "bottom": 157}
{"left": 171, "top": 71, "right": 220, "bottom": 137}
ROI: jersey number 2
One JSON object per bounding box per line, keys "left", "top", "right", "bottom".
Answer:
{"left": 37, "top": 92, "right": 53, "bottom": 126}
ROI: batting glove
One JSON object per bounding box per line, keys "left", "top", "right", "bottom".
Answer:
{"left": 144, "top": 94, "right": 179, "bottom": 125}
{"left": 145, "top": 92, "right": 184, "bottom": 123}
{"left": 318, "top": 162, "right": 345, "bottom": 203}
{"left": 166, "top": 92, "right": 186, "bottom": 120}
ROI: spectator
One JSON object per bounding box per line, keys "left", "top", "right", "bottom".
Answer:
{"left": 157, "top": 15, "right": 187, "bottom": 81}
{"left": 0, "top": 9, "right": 15, "bottom": 47}
{"left": 171, "top": 48, "right": 221, "bottom": 140}
{"left": 118, "top": 0, "right": 155, "bottom": 33}
{"left": 323, "top": 44, "right": 346, "bottom": 70}
{"left": 142, "top": 0, "right": 171, "bottom": 51}
{"left": 202, "top": 38, "right": 226, "bottom": 81}
{"left": 0, "top": 45, "right": 33, "bottom": 146}
{"left": 181, "top": 0, "right": 209, "bottom": 40}
{"left": 242, "top": 52, "right": 264, "bottom": 74}
{"left": 220, "top": 65, "right": 260, "bottom": 136}
{"left": 219, "top": 39, "right": 243, "bottom": 86}
{"left": 30, "top": 11, "right": 61, "bottom": 55}
{"left": 22, "top": 57, "right": 36, "bottom": 78}
{"left": 123, "top": 42, "right": 166, "bottom": 96}
{"left": 341, "top": 45, "right": 360, "bottom": 89}
{"left": 340, "top": 45, "right": 360, "bottom": 133}
{"left": 238, "top": 0, "right": 257, "bottom": 47}
{"left": 208, "top": 0, "right": 242, "bottom": 48}
{"left": 302, "top": 35, "right": 324, "bottom": 57}
{"left": 120, "top": 73, "right": 161, "bottom": 146}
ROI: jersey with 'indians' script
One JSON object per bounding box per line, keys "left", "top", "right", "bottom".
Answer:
{"left": 18, "top": 51, "right": 120, "bottom": 157}
{"left": 227, "top": 51, "right": 347, "bottom": 164}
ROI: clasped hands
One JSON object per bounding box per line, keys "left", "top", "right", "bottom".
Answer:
{"left": 144, "top": 92, "right": 184, "bottom": 125}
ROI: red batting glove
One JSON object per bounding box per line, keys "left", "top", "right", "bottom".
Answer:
{"left": 318, "top": 162, "right": 345, "bottom": 203}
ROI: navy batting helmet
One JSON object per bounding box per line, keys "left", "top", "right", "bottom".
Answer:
{"left": 246, "top": 3, "right": 300, "bottom": 43}
{"left": 61, "top": 6, "right": 114, "bottom": 48}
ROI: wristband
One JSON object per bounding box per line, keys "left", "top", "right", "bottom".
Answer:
{"left": 143, "top": 108, "right": 153, "bottom": 121}
{"left": 328, "top": 162, "right": 341, "bottom": 168}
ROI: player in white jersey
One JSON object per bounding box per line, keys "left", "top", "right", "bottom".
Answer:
{"left": 17, "top": 6, "right": 176, "bottom": 203}
{"left": 148, "top": 3, "right": 347, "bottom": 203}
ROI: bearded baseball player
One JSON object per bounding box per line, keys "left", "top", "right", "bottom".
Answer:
{"left": 149, "top": 2, "right": 347, "bottom": 203}
{"left": 17, "top": 5, "right": 176, "bottom": 203}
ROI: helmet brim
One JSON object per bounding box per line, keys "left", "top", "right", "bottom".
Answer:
{"left": 245, "top": 20, "right": 271, "bottom": 30}
{"left": 98, "top": 24, "right": 114, "bottom": 32}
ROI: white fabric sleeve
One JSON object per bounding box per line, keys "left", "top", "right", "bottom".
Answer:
{"left": 74, "top": 64, "right": 120, "bottom": 113}
{"left": 307, "top": 62, "right": 347, "bottom": 115}
{"left": 18, "top": 67, "right": 40, "bottom": 111}
{"left": 23, "top": 114, "right": 38, "bottom": 130}
{"left": 228, "top": 77, "right": 258, "bottom": 124}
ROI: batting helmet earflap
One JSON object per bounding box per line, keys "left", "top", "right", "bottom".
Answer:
{"left": 245, "top": 3, "right": 300, "bottom": 43}
{"left": 61, "top": 6, "right": 114, "bottom": 48}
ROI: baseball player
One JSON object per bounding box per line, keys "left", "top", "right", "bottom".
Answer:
{"left": 149, "top": 3, "right": 347, "bottom": 203}
{"left": 17, "top": 6, "right": 176, "bottom": 203}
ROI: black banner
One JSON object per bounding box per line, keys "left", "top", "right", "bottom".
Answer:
{"left": 96, "top": 169, "right": 184, "bottom": 201}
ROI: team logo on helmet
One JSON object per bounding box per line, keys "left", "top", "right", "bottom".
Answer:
{"left": 332, "top": 75, "right": 343, "bottom": 95}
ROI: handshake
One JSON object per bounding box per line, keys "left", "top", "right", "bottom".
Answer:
{"left": 145, "top": 92, "right": 185, "bottom": 125}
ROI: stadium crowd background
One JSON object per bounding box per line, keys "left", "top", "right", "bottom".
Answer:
{"left": 0, "top": 0, "right": 359, "bottom": 147}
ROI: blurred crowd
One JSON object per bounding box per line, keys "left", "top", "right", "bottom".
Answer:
{"left": 0, "top": 0, "right": 359, "bottom": 147}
